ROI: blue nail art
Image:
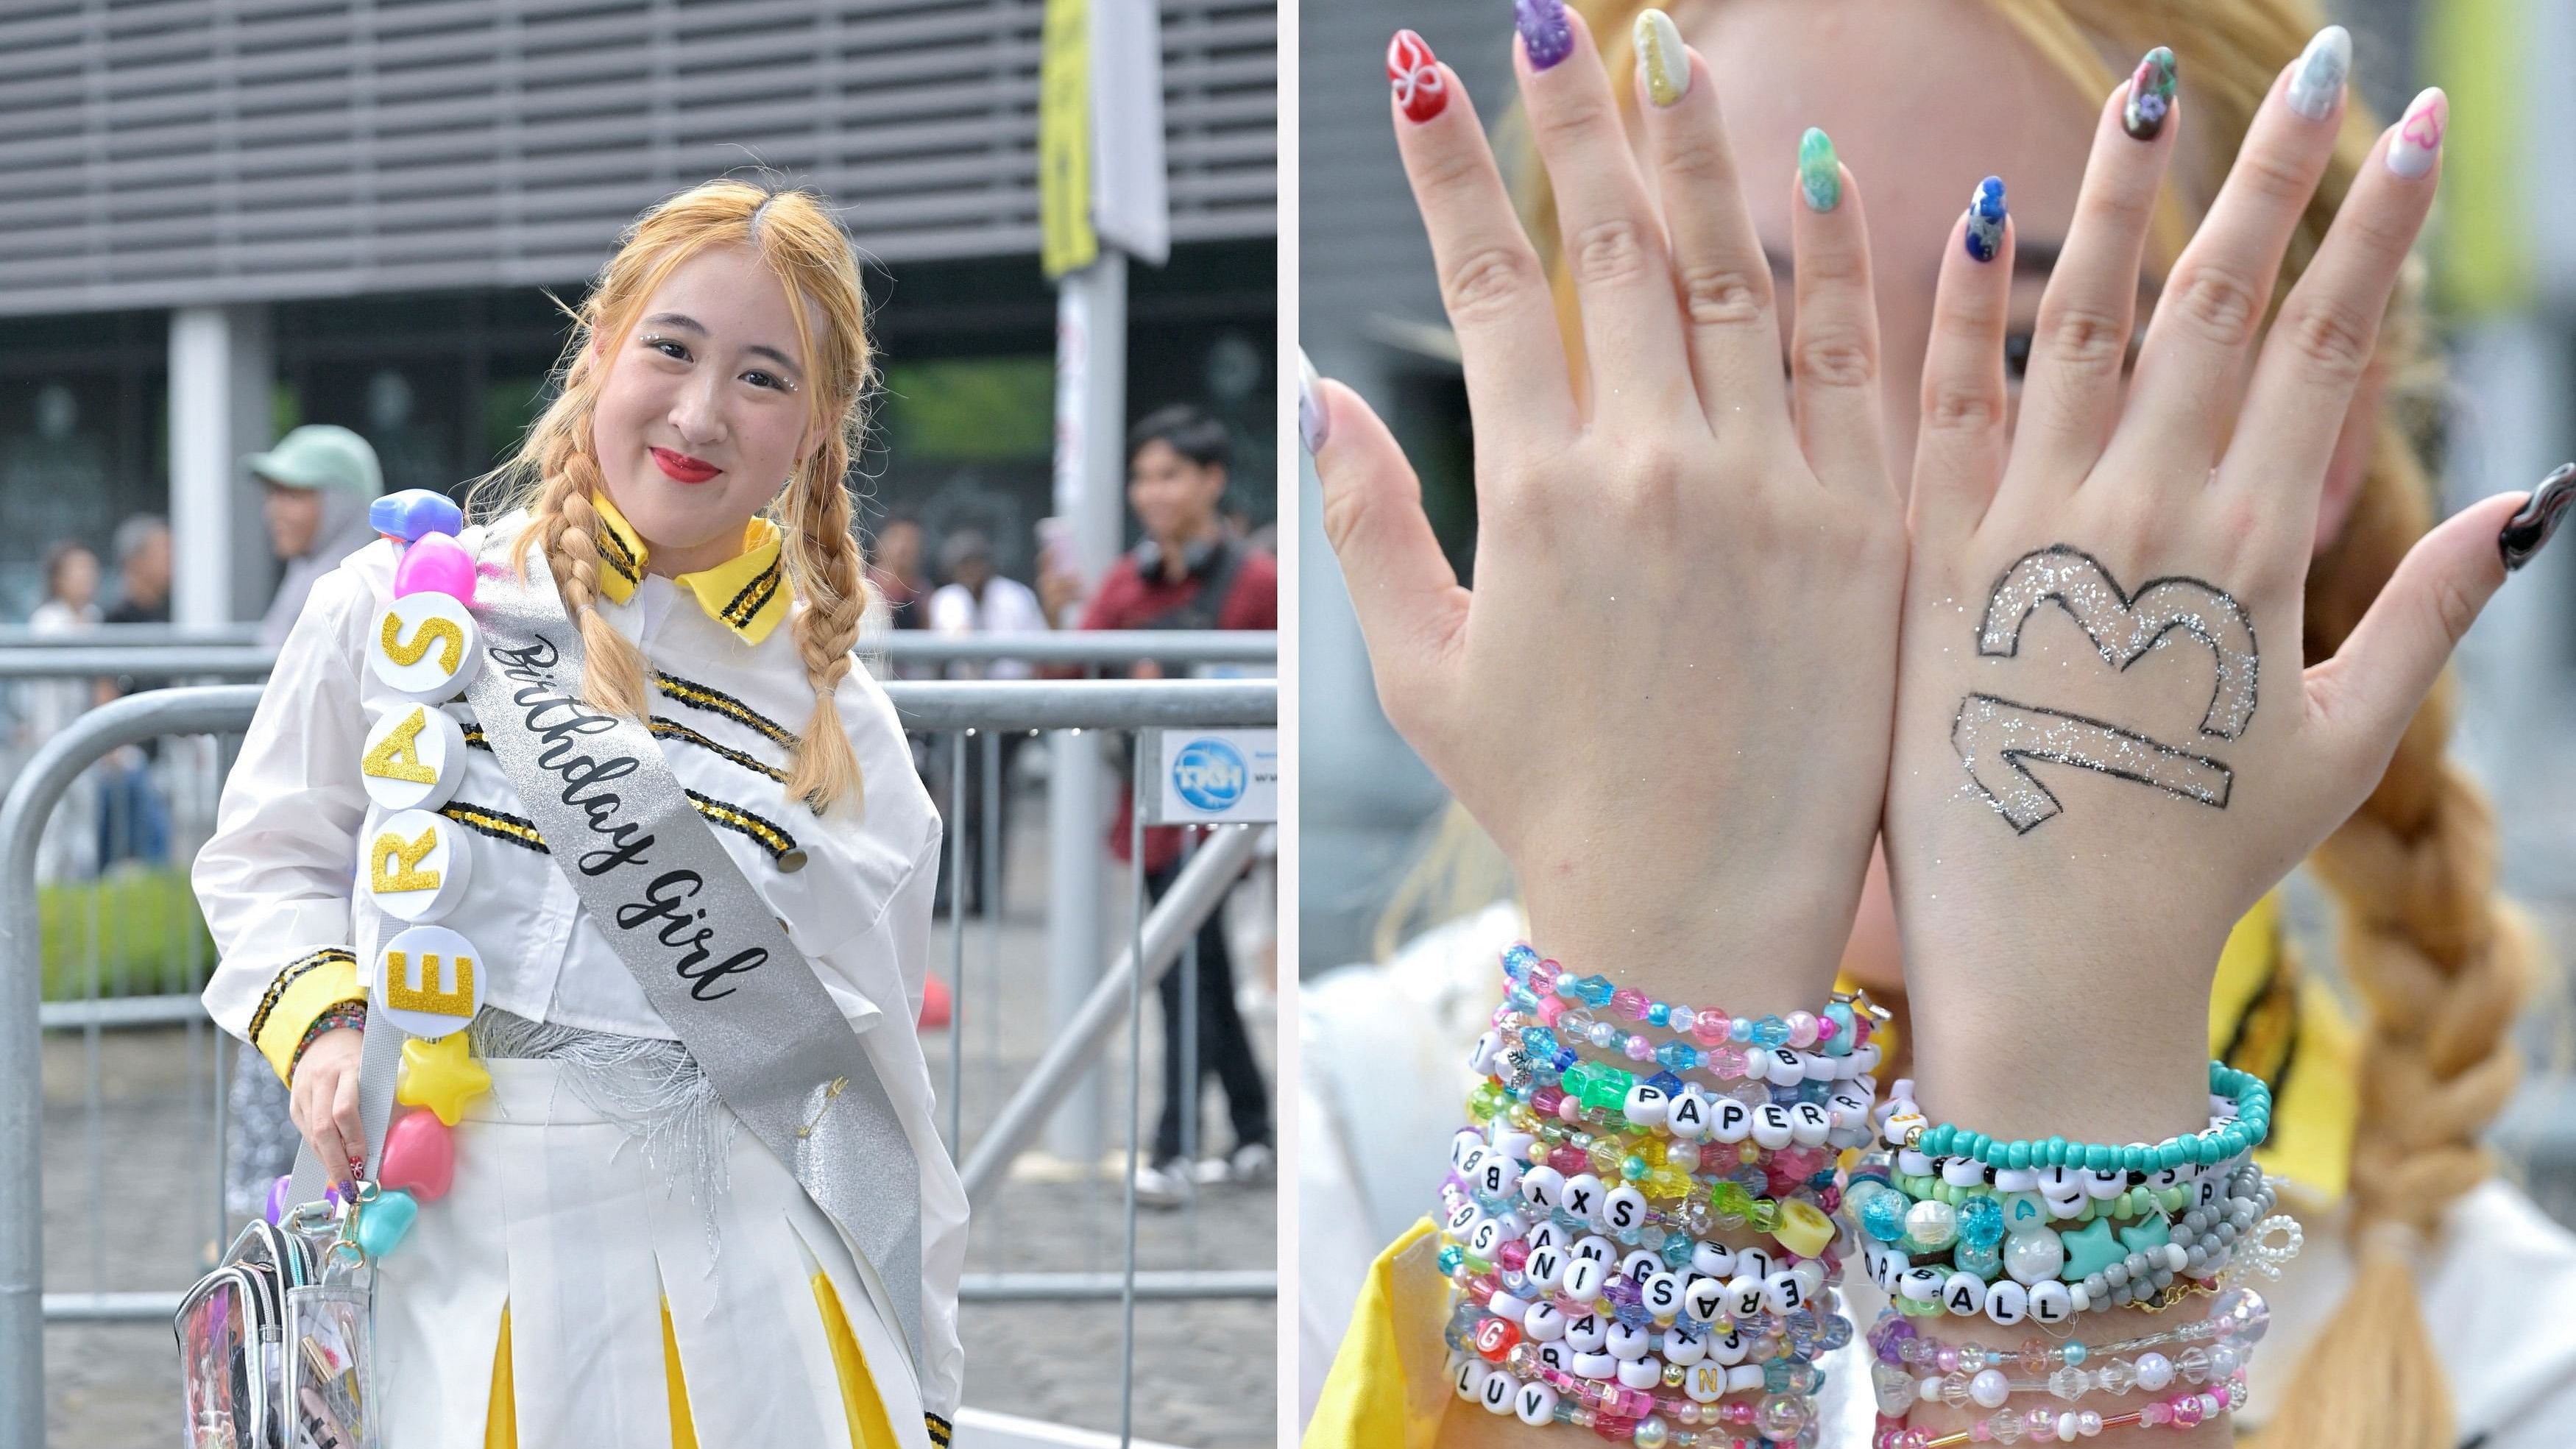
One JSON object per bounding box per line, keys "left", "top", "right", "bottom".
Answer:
{"left": 1965, "top": 176, "right": 2007, "bottom": 263}
{"left": 1517, "top": 0, "right": 1572, "bottom": 71}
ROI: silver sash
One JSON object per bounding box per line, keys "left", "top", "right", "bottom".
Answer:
{"left": 459, "top": 534, "right": 925, "bottom": 1374}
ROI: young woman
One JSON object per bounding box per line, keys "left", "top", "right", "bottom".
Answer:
{"left": 194, "top": 179, "right": 964, "bottom": 1448}
{"left": 1301, "top": 1, "right": 2575, "bottom": 1445}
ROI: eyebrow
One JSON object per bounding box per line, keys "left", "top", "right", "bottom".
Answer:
{"left": 641, "top": 312, "right": 803, "bottom": 379}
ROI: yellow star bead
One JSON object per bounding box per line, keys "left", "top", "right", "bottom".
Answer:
{"left": 397, "top": 1032, "right": 491, "bottom": 1127}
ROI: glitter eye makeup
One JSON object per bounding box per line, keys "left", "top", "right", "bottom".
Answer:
{"left": 1953, "top": 545, "right": 2258, "bottom": 834}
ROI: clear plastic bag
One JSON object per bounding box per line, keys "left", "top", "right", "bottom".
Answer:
{"left": 282, "top": 1266, "right": 379, "bottom": 1449}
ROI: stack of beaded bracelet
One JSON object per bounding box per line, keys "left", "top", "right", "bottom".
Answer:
{"left": 1850, "top": 1072, "right": 2299, "bottom": 1447}
{"left": 1440, "top": 946, "right": 1887, "bottom": 1446}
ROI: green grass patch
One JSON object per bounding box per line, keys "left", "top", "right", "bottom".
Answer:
{"left": 38, "top": 868, "right": 217, "bottom": 1002}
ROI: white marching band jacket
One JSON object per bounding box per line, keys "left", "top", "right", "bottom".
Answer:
{"left": 193, "top": 504, "right": 969, "bottom": 1417}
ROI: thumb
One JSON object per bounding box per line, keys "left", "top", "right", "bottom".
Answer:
{"left": 1306, "top": 360, "right": 1468, "bottom": 700}
{"left": 2307, "top": 486, "right": 2543, "bottom": 770}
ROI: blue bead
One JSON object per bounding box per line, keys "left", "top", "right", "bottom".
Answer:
{"left": 1861, "top": 1191, "right": 1908, "bottom": 1242}
{"left": 1438, "top": 1245, "right": 1465, "bottom": 1275}
{"left": 1661, "top": 1236, "right": 1696, "bottom": 1268}
{"left": 1646, "top": 1070, "right": 1685, "bottom": 1097}
{"left": 1504, "top": 943, "right": 1540, "bottom": 977}
{"left": 1957, "top": 1195, "right": 2005, "bottom": 1248}
{"left": 369, "top": 489, "right": 463, "bottom": 543}
{"left": 1523, "top": 1027, "right": 1559, "bottom": 1056}
{"left": 1752, "top": 1016, "right": 1792, "bottom": 1049}
{"left": 1730, "top": 1017, "right": 1754, "bottom": 1043}
{"left": 1580, "top": 976, "right": 1616, "bottom": 1007}
{"left": 1647, "top": 1002, "right": 1670, "bottom": 1027}
{"left": 1551, "top": 1048, "right": 1577, "bottom": 1071}
{"left": 2063, "top": 1342, "right": 2087, "bottom": 1366}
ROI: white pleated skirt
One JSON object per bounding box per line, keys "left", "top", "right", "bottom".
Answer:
{"left": 374, "top": 1057, "right": 932, "bottom": 1449}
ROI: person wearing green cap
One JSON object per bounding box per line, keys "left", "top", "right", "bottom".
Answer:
{"left": 246, "top": 423, "right": 384, "bottom": 649}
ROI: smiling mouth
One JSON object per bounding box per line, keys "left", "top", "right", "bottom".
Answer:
{"left": 651, "top": 447, "right": 721, "bottom": 483}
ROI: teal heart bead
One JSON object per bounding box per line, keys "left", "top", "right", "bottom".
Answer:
{"left": 358, "top": 1188, "right": 420, "bottom": 1259}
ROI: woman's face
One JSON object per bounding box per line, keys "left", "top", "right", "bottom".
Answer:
{"left": 590, "top": 242, "right": 823, "bottom": 576}
{"left": 263, "top": 481, "right": 323, "bottom": 561}
{"left": 1690, "top": 0, "right": 2382, "bottom": 990}
{"left": 52, "top": 548, "right": 96, "bottom": 609}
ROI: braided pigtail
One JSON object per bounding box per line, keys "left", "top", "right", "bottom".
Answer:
{"left": 779, "top": 439, "right": 869, "bottom": 814}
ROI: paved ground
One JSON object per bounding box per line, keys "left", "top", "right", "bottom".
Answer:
{"left": 33, "top": 801, "right": 1279, "bottom": 1448}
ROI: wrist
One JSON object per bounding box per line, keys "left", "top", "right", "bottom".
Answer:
{"left": 1518, "top": 874, "right": 1855, "bottom": 1016}
{"left": 287, "top": 1002, "right": 367, "bottom": 1087}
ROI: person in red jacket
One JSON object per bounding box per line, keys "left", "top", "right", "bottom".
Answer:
{"left": 1077, "top": 405, "right": 1275, "bottom": 1205}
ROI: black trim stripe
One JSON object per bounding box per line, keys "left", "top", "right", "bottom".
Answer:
{"left": 461, "top": 726, "right": 489, "bottom": 751}
{"left": 721, "top": 557, "right": 784, "bottom": 628}
{"left": 438, "top": 801, "right": 550, "bottom": 854}
{"left": 684, "top": 788, "right": 800, "bottom": 862}
{"left": 654, "top": 671, "right": 796, "bottom": 747}
{"left": 924, "top": 1414, "right": 952, "bottom": 1447}
{"left": 596, "top": 517, "right": 643, "bottom": 586}
{"left": 247, "top": 947, "right": 355, "bottom": 1044}
{"left": 650, "top": 718, "right": 788, "bottom": 784}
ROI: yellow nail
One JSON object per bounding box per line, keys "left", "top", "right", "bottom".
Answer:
{"left": 1634, "top": 9, "right": 1688, "bottom": 108}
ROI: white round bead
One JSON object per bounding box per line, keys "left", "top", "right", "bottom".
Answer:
{"left": 1897, "top": 1267, "right": 1945, "bottom": 1303}
{"left": 1619, "top": 1250, "right": 1663, "bottom": 1283}
{"left": 2134, "top": 1352, "right": 2174, "bottom": 1392}
{"left": 1661, "top": 1322, "right": 1706, "bottom": 1366}
{"left": 1710, "top": 1097, "right": 1754, "bottom": 1144}
{"left": 1515, "top": 1380, "right": 1559, "bottom": 1425}
{"left": 1985, "top": 1279, "right": 2029, "bottom": 1325}
{"left": 1474, "top": 1155, "right": 1520, "bottom": 1200}
{"left": 1943, "top": 1156, "right": 1987, "bottom": 1188}
{"left": 1682, "top": 1362, "right": 1729, "bottom": 1403}
{"left": 1724, "top": 1275, "right": 1764, "bottom": 1319}
{"left": 368, "top": 592, "right": 482, "bottom": 702}
{"left": 1942, "top": 1272, "right": 1988, "bottom": 1317}
{"left": 1971, "top": 1368, "right": 2011, "bottom": 1409}
{"left": 2028, "top": 1280, "right": 2073, "bottom": 1324}
{"left": 1788, "top": 1101, "right": 1833, "bottom": 1147}
{"left": 1641, "top": 1272, "right": 1684, "bottom": 1321}
{"left": 1733, "top": 1247, "right": 1773, "bottom": 1281}
{"left": 1705, "top": 1322, "right": 1749, "bottom": 1367}
{"left": 1993, "top": 1166, "right": 2041, "bottom": 1193}
{"left": 358, "top": 704, "right": 468, "bottom": 813}
{"left": 1761, "top": 1270, "right": 1808, "bottom": 1314}
{"left": 1523, "top": 1303, "right": 1568, "bottom": 1342}
{"left": 1571, "top": 1352, "right": 1618, "bottom": 1381}
{"left": 1725, "top": 1364, "right": 1766, "bottom": 1395}
{"left": 1453, "top": 1358, "right": 1486, "bottom": 1401}
{"left": 1468, "top": 1032, "right": 1504, "bottom": 1075}
{"left": 1525, "top": 1221, "right": 1567, "bottom": 1253}
{"left": 1680, "top": 1275, "right": 1727, "bottom": 1324}
{"left": 366, "top": 809, "right": 475, "bottom": 924}
{"left": 1487, "top": 1292, "right": 1532, "bottom": 1323}
{"left": 1666, "top": 1091, "right": 1711, "bottom": 1140}
{"left": 1563, "top": 1312, "right": 1607, "bottom": 1353}
{"left": 1750, "top": 1102, "right": 1796, "bottom": 1150}
{"left": 1520, "top": 1165, "right": 1566, "bottom": 1210}
{"left": 1561, "top": 1174, "right": 1607, "bottom": 1225}
{"left": 1560, "top": 1257, "right": 1607, "bottom": 1303}
{"left": 371, "top": 923, "right": 486, "bottom": 1038}
{"left": 1616, "top": 1356, "right": 1663, "bottom": 1390}
{"left": 1465, "top": 1216, "right": 1508, "bottom": 1260}
{"left": 1481, "top": 1371, "right": 1519, "bottom": 1413}
{"left": 1764, "top": 1047, "right": 1806, "bottom": 1086}
{"left": 1571, "top": 1234, "right": 1616, "bottom": 1267}
{"left": 1606, "top": 1321, "right": 1652, "bottom": 1361}
{"left": 1602, "top": 1185, "right": 1649, "bottom": 1236}
{"left": 1623, "top": 1083, "right": 1672, "bottom": 1127}
{"left": 1690, "top": 1241, "right": 1735, "bottom": 1280}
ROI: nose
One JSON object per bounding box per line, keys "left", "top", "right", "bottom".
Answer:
{"left": 668, "top": 371, "right": 726, "bottom": 448}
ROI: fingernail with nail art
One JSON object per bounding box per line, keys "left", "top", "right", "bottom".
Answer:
{"left": 1298, "top": 350, "right": 1329, "bottom": 455}
{"left": 2123, "top": 47, "right": 2176, "bottom": 140}
{"left": 1388, "top": 30, "right": 1448, "bottom": 123}
{"left": 2388, "top": 88, "right": 2447, "bottom": 178}
{"left": 2502, "top": 464, "right": 2575, "bottom": 571}
{"left": 2286, "top": 25, "right": 2351, "bottom": 121}
{"left": 1635, "top": 9, "right": 1688, "bottom": 107}
{"left": 1799, "top": 128, "right": 1841, "bottom": 213}
{"left": 1965, "top": 177, "right": 2007, "bottom": 262}
{"left": 1517, "top": 0, "right": 1572, "bottom": 71}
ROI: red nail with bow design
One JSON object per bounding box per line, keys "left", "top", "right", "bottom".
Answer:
{"left": 1388, "top": 30, "right": 1448, "bottom": 124}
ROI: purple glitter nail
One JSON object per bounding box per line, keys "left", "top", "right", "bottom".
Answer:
{"left": 1516, "top": 0, "right": 1572, "bottom": 70}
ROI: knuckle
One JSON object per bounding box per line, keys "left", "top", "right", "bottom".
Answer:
{"left": 1922, "top": 381, "right": 2002, "bottom": 436}
{"left": 2165, "top": 263, "right": 2268, "bottom": 349}
{"left": 2274, "top": 299, "right": 2378, "bottom": 386}
{"left": 1795, "top": 330, "right": 1875, "bottom": 392}
{"left": 1568, "top": 217, "right": 1659, "bottom": 290}
{"left": 1678, "top": 263, "right": 1768, "bottom": 330}
{"left": 2432, "top": 574, "right": 2481, "bottom": 645}
{"left": 2036, "top": 301, "right": 2131, "bottom": 379}
{"left": 2235, "top": 146, "right": 2315, "bottom": 207}
{"left": 1440, "top": 244, "right": 1546, "bottom": 327}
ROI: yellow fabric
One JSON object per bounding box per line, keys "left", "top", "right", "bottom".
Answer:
{"left": 253, "top": 952, "right": 363, "bottom": 1084}
{"left": 662, "top": 1297, "right": 701, "bottom": 1449}
{"left": 811, "top": 1270, "right": 903, "bottom": 1449}
{"left": 589, "top": 491, "right": 790, "bottom": 646}
{"left": 2207, "top": 893, "right": 2359, "bottom": 1202}
{"left": 1306, "top": 1217, "right": 1454, "bottom": 1449}
{"left": 485, "top": 1303, "right": 515, "bottom": 1449}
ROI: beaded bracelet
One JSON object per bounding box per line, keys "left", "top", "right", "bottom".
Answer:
{"left": 1882, "top": 1287, "right": 2267, "bottom": 1414}
{"left": 288, "top": 999, "right": 369, "bottom": 1085}
{"left": 1878, "top": 1063, "right": 2272, "bottom": 1175}
{"left": 1873, "top": 1372, "right": 2246, "bottom": 1448}
{"left": 1866, "top": 1281, "right": 2269, "bottom": 1381}
{"left": 1502, "top": 940, "right": 1883, "bottom": 1067}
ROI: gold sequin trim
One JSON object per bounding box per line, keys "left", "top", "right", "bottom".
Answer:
{"left": 683, "top": 788, "right": 800, "bottom": 862}
{"left": 595, "top": 514, "right": 643, "bottom": 586}
{"left": 653, "top": 671, "right": 796, "bottom": 748}
{"left": 437, "top": 801, "right": 551, "bottom": 854}
{"left": 720, "top": 557, "right": 783, "bottom": 628}
{"left": 650, "top": 718, "right": 788, "bottom": 784}
{"left": 246, "top": 947, "right": 356, "bottom": 1044}
{"left": 925, "top": 1414, "right": 953, "bottom": 1447}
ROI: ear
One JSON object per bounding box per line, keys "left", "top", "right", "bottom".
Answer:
{"left": 2313, "top": 359, "right": 2386, "bottom": 556}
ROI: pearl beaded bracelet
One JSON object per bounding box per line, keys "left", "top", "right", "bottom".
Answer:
{"left": 1871, "top": 1285, "right": 2271, "bottom": 1416}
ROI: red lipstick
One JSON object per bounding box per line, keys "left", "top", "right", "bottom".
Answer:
{"left": 651, "top": 447, "right": 721, "bottom": 483}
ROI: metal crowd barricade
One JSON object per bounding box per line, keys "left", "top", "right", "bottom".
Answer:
{"left": 0, "top": 675, "right": 1276, "bottom": 1449}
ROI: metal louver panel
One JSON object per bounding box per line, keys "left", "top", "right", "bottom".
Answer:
{"left": 0, "top": 0, "right": 1273, "bottom": 316}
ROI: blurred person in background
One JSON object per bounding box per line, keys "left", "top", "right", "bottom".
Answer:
{"left": 1297, "top": 1, "right": 2576, "bottom": 1445}
{"left": 1070, "top": 405, "right": 1278, "bottom": 1205}
{"left": 252, "top": 423, "right": 384, "bottom": 648}
{"left": 871, "top": 514, "right": 934, "bottom": 634}
{"left": 93, "top": 514, "right": 174, "bottom": 868}
{"left": 927, "top": 528, "right": 1044, "bottom": 913}
{"left": 19, "top": 540, "right": 102, "bottom": 883}
{"left": 222, "top": 424, "right": 383, "bottom": 1225}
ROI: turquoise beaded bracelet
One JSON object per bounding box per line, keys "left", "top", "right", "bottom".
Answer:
{"left": 1884, "top": 1063, "right": 2271, "bottom": 1171}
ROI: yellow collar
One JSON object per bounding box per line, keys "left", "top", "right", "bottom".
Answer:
{"left": 2209, "top": 891, "right": 2357, "bottom": 1204}
{"left": 587, "top": 492, "right": 790, "bottom": 646}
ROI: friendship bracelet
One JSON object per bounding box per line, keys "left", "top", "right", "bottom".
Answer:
{"left": 1875, "top": 1286, "right": 2268, "bottom": 1414}
{"left": 1872, "top": 1372, "right": 2247, "bottom": 1448}
{"left": 288, "top": 999, "right": 369, "bottom": 1085}
{"left": 1867, "top": 1282, "right": 2269, "bottom": 1379}
{"left": 1878, "top": 1063, "right": 2272, "bottom": 1174}
{"left": 1504, "top": 941, "right": 1883, "bottom": 1061}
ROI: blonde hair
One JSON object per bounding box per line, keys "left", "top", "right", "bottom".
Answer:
{"left": 469, "top": 177, "right": 876, "bottom": 813}
{"left": 1503, "top": 4, "right": 2536, "bottom": 1445}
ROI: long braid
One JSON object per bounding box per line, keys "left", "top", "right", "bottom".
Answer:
{"left": 780, "top": 435, "right": 870, "bottom": 813}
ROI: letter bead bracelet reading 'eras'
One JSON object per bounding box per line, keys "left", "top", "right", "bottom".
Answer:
{"left": 1436, "top": 946, "right": 2301, "bottom": 1447}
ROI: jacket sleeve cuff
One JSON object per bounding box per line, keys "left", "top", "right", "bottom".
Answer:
{"left": 248, "top": 947, "right": 364, "bottom": 1084}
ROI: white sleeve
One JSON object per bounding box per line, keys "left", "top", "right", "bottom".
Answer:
{"left": 194, "top": 561, "right": 376, "bottom": 1063}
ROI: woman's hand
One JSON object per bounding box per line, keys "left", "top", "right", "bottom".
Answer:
{"left": 289, "top": 1027, "right": 367, "bottom": 1187}
{"left": 1885, "top": 52, "right": 2534, "bottom": 1142}
{"left": 1309, "top": 9, "right": 1906, "bottom": 1007}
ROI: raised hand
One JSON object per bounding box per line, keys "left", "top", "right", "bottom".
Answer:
{"left": 1309, "top": 7, "right": 1906, "bottom": 1008}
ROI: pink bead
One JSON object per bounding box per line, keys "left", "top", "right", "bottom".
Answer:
{"left": 2142, "top": 1403, "right": 2170, "bottom": 1426}
{"left": 1559, "top": 1094, "right": 1585, "bottom": 1124}
{"left": 1611, "top": 988, "right": 1649, "bottom": 1021}
{"left": 1936, "top": 1346, "right": 1959, "bottom": 1373}
{"left": 2172, "top": 1396, "right": 2204, "bottom": 1429}
{"left": 1693, "top": 1013, "right": 1731, "bottom": 1047}
{"left": 1497, "top": 1239, "right": 1529, "bottom": 1271}
{"left": 1532, "top": 1086, "right": 1565, "bottom": 1116}
{"left": 392, "top": 532, "right": 477, "bottom": 604}
{"left": 378, "top": 1108, "right": 456, "bottom": 1201}
{"left": 1970, "top": 1424, "right": 1993, "bottom": 1442}
{"left": 1623, "top": 1035, "right": 1653, "bottom": 1062}
{"left": 1786, "top": 1011, "right": 1818, "bottom": 1048}
{"left": 1551, "top": 1144, "right": 1588, "bottom": 1175}
{"left": 1537, "top": 995, "right": 1568, "bottom": 1025}
{"left": 1815, "top": 1015, "right": 1839, "bottom": 1042}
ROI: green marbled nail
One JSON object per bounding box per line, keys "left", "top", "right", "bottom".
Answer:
{"left": 1800, "top": 127, "right": 1840, "bottom": 213}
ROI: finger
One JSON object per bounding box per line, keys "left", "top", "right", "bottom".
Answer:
{"left": 310, "top": 1117, "right": 347, "bottom": 1187}
{"left": 2223, "top": 89, "right": 2444, "bottom": 557}
{"left": 2305, "top": 489, "right": 2526, "bottom": 770}
{"left": 2109, "top": 28, "right": 2350, "bottom": 478}
{"left": 1909, "top": 179, "right": 2014, "bottom": 543}
{"left": 1515, "top": 4, "right": 1695, "bottom": 424}
{"left": 1628, "top": 14, "right": 1788, "bottom": 432}
{"left": 2014, "top": 51, "right": 2179, "bottom": 478}
{"left": 1310, "top": 375, "right": 1471, "bottom": 726}
{"left": 1787, "top": 127, "right": 1889, "bottom": 496}
{"left": 335, "top": 1071, "right": 364, "bottom": 1175}
{"left": 1387, "top": 32, "right": 1579, "bottom": 442}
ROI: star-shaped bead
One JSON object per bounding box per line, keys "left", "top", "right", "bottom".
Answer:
{"left": 397, "top": 1032, "right": 491, "bottom": 1127}
{"left": 2119, "top": 1212, "right": 2173, "bottom": 1254}
{"left": 2058, "top": 1215, "right": 2126, "bottom": 1280}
